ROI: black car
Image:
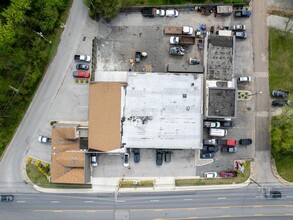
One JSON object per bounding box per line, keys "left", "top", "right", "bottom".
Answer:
{"left": 272, "top": 100, "right": 285, "bottom": 107}
{"left": 156, "top": 149, "right": 163, "bottom": 165}
{"left": 133, "top": 148, "right": 140, "bottom": 163}
{"left": 165, "top": 151, "right": 171, "bottom": 162}
{"left": 200, "top": 152, "right": 215, "bottom": 159}
{"left": 265, "top": 190, "right": 282, "bottom": 199}
{"left": 239, "top": 139, "right": 252, "bottom": 145}
{"left": 221, "top": 146, "right": 238, "bottom": 153}
{"left": 202, "top": 145, "right": 219, "bottom": 153}
{"left": 0, "top": 195, "right": 14, "bottom": 202}
{"left": 272, "top": 90, "right": 289, "bottom": 98}
{"left": 135, "top": 52, "right": 141, "bottom": 63}
{"left": 220, "top": 121, "right": 235, "bottom": 127}
{"left": 76, "top": 63, "right": 89, "bottom": 70}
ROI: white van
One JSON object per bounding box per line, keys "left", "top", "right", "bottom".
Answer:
{"left": 209, "top": 128, "right": 227, "bottom": 137}
{"left": 166, "top": 10, "right": 179, "bottom": 17}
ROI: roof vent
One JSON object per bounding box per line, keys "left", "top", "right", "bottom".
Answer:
{"left": 183, "top": 94, "right": 187, "bottom": 98}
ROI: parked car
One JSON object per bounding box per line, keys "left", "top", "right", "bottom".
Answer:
{"left": 239, "top": 139, "right": 252, "bottom": 145}
{"left": 156, "top": 149, "right": 163, "bottom": 165}
{"left": 272, "top": 99, "right": 286, "bottom": 107}
{"left": 204, "top": 172, "right": 217, "bottom": 178}
{"left": 166, "top": 9, "right": 179, "bottom": 17}
{"left": 123, "top": 153, "right": 129, "bottom": 167}
{"left": 235, "top": 31, "right": 247, "bottom": 39}
{"left": 169, "top": 36, "right": 179, "bottom": 45}
{"left": 221, "top": 146, "right": 238, "bottom": 153}
{"left": 200, "top": 152, "right": 215, "bottom": 159}
{"left": 91, "top": 153, "right": 98, "bottom": 167}
{"left": 203, "top": 138, "right": 217, "bottom": 145}
{"left": 272, "top": 90, "right": 289, "bottom": 98}
{"left": 220, "top": 171, "right": 237, "bottom": 178}
{"left": 76, "top": 63, "right": 89, "bottom": 70}
{"left": 265, "top": 190, "right": 282, "bottom": 199}
{"left": 232, "top": 24, "right": 246, "bottom": 31}
{"left": 237, "top": 76, "right": 251, "bottom": 83}
{"left": 202, "top": 145, "right": 219, "bottom": 153}
{"left": 133, "top": 148, "right": 140, "bottom": 163}
{"left": 38, "top": 135, "right": 51, "bottom": 144}
{"left": 135, "top": 52, "right": 141, "bottom": 63}
{"left": 169, "top": 46, "right": 184, "bottom": 55}
{"left": 220, "top": 121, "right": 235, "bottom": 127}
{"left": 165, "top": 151, "right": 171, "bottom": 162}
{"left": 203, "top": 121, "right": 220, "bottom": 128}
{"left": 182, "top": 26, "right": 193, "bottom": 35}
{"left": 218, "top": 139, "right": 237, "bottom": 146}
{"left": 73, "top": 71, "right": 90, "bottom": 78}
{"left": 0, "top": 195, "right": 14, "bottom": 202}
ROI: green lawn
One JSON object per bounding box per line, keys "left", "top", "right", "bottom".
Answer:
{"left": 26, "top": 164, "right": 91, "bottom": 189}
{"left": 269, "top": 29, "right": 293, "bottom": 182}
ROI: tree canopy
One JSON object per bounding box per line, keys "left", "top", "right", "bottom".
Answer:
{"left": 88, "top": 0, "right": 122, "bottom": 20}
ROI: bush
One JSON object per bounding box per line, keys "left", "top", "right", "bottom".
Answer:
{"left": 35, "top": 160, "right": 41, "bottom": 167}
{"left": 27, "top": 157, "right": 33, "bottom": 164}
{"left": 50, "top": 120, "right": 57, "bottom": 126}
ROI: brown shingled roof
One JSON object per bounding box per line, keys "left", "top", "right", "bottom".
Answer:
{"left": 51, "top": 126, "right": 85, "bottom": 184}
{"left": 89, "top": 82, "right": 126, "bottom": 152}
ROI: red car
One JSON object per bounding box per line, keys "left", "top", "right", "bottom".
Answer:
{"left": 220, "top": 171, "right": 237, "bottom": 178}
{"left": 73, "top": 71, "right": 90, "bottom": 78}
{"left": 218, "top": 139, "right": 236, "bottom": 146}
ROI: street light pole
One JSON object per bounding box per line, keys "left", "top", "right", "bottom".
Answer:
{"left": 248, "top": 91, "right": 263, "bottom": 96}
{"left": 33, "top": 30, "right": 52, "bottom": 44}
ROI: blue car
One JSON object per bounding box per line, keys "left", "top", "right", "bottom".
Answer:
{"left": 200, "top": 152, "right": 215, "bottom": 159}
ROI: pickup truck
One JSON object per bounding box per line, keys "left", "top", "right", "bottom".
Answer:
{"left": 203, "top": 138, "right": 217, "bottom": 145}
{"left": 169, "top": 36, "right": 196, "bottom": 45}
{"left": 235, "top": 9, "right": 251, "bottom": 17}
{"left": 74, "top": 54, "right": 91, "bottom": 62}
{"left": 164, "top": 26, "right": 194, "bottom": 35}
{"left": 203, "top": 121, "right": 220, "bottom": 128}
{"left": 218, "top": 139, "right": 236, "bottom": 146}
{"left": 141, "top": 7, "right": 165, "bottom": 17}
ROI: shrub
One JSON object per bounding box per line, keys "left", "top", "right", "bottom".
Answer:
{"left": 35, "top": 160, "right": 41, "bottom": 167}
{"left": 50, "top": 120, "right": 57, "bottom": 126}
{"left": 27, "top": 157, "right": 33, "bottom": 164}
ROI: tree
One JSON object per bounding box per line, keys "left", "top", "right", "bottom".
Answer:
{"left": 89, "top": 0, "right": 122, "bottom": 20}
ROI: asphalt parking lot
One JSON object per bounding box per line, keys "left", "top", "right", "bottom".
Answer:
{"left": 94, "top": 10, "right": 255, "bottom": 178}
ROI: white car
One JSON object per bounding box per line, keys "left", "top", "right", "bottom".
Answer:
{"left": 169, "top": 36, "right": 179, "bottom": 45}
{"left": 182, "top": 26, "right": 193, "bottom": 35}
{"left": 166, "top": 9, "right": 179, "bottom": 17}
{"left": 238, "top": 76, "right": 251, "bottom": 83}
{"left": 123, "top": 153, "right": 129, "bottom": 167}
{"left": 38, "top": 135, "right": 51, "bottom": 144}
{"left": 204, "top": 172, "right": 218, "bottom": 178}
{"left": 91, "top": 154, "right": 98, "bottom": 167}
{"left": 156, "top": 9, "right": 165, "bottom": 17}
{"left": 232, "top": 24, "right": 246, "bottom": 31}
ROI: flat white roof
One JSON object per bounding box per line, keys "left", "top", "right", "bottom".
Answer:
{"left": 122, "top": 73, "right": 203, "bottom": 149}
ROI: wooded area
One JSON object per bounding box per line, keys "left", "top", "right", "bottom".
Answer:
{"left": 0, "top": 0, "right": 70, "bottom": 155}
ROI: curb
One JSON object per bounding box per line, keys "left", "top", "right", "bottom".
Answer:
{"left": 271, "top": 158, "right": 293, "bottom": 186}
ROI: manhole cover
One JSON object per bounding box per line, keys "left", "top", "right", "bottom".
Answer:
{"left": 247, "top": 107, "right": 251, "bottom": 111}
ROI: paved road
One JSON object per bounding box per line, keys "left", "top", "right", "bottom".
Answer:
{"left": 251, "top": 0, "right": 277, "bottom": 184}
{"left": 0, "top": 0, "right": 89, "bottom": 193}
{"left": 1, "top": 186, "right": 293, "bottom": 220}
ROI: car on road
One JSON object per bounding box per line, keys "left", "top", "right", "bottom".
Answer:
{"left": 265, "top": 190, "right": 282, "bottom": 199}
{"left": 200, "top": 152, "right": 215, "bottom": 159}
{"left": 0, "top": 195, "right": 14, "bottom": 202}
{"left": 156, "top": 149, "right": 163, "bottom": 165}
{"left": 169, "top": 46, "right": 184, "bottom": 55}
{"left": 38, "top": 135, "right": 51, "bottom": 144}
{"left": 133, "top": 148, "right": 140, "bottom": 163}
{"left": 237, "top": 76, "right": 251, "bottom": 83}
{"left": 220, "top": 121, "right": 235, "bottom": 127}
{"left": 123, "top": 153, "right": 129, "bottom": 167}
{"left": 202, "top": 145, "right": 219, "bottom": 153}
{"left": 235, "top": 31, "right": 247, "bottom": 39}
{"left": 76, "top": 64, "right": 89, "bottom": 70}
{"left": 204, "top": 172, "right": 217, "bottom": 178}
{"left": 272, "top": 90, "right": 289, "bottom": 98}
{"left": 220, "top": 171, "right": 237, "bottom": 178}
{"left": 239, "top": 139, "right": 252, "bottom": 145}
{"left": 73, "top": 71, "right": 90, "bottom": 78}
{"left": 91, "top": 153, "right": 98, "bottom": 167}
{"left": 221, "top": 146, "right": 238, "bottom": 153}
{"left": 166, "top": 9, "right": 179, "bottom": 17}
{"left": 165, "top": 151, "right": 171, "bottom": 162}
{"left": 232, "top": 24, "right": 246, "bottom": 31}
{"left": 272, "top": 99, "right": 286, "bottom": 107}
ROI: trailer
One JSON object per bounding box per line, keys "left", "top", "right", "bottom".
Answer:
{"left": 216, "top": 5, "right": 233, "bottom": 16}
{"left": 167, "top": 64, "right": 204, "bottom": 74}
{"left": 179, "top": 35, "right": 196, "bottom": 45}
{"left": 164, "top": 26, "right": 193, "bottom": 35}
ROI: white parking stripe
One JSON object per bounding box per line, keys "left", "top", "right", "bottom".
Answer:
{"left": 217, "top": 197, "right": 227, "bottom": 200}
{"left": 184, "top": 199, "right": 193, "bottom": 201}
{"left": 50, "top": 201, "right": 60, "bottom": 203}
{"left": 17, "top": 201, "right": 26, "bottom": 203}
{"left": 150, "top": 200, "right": 159, "bottom": 202}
